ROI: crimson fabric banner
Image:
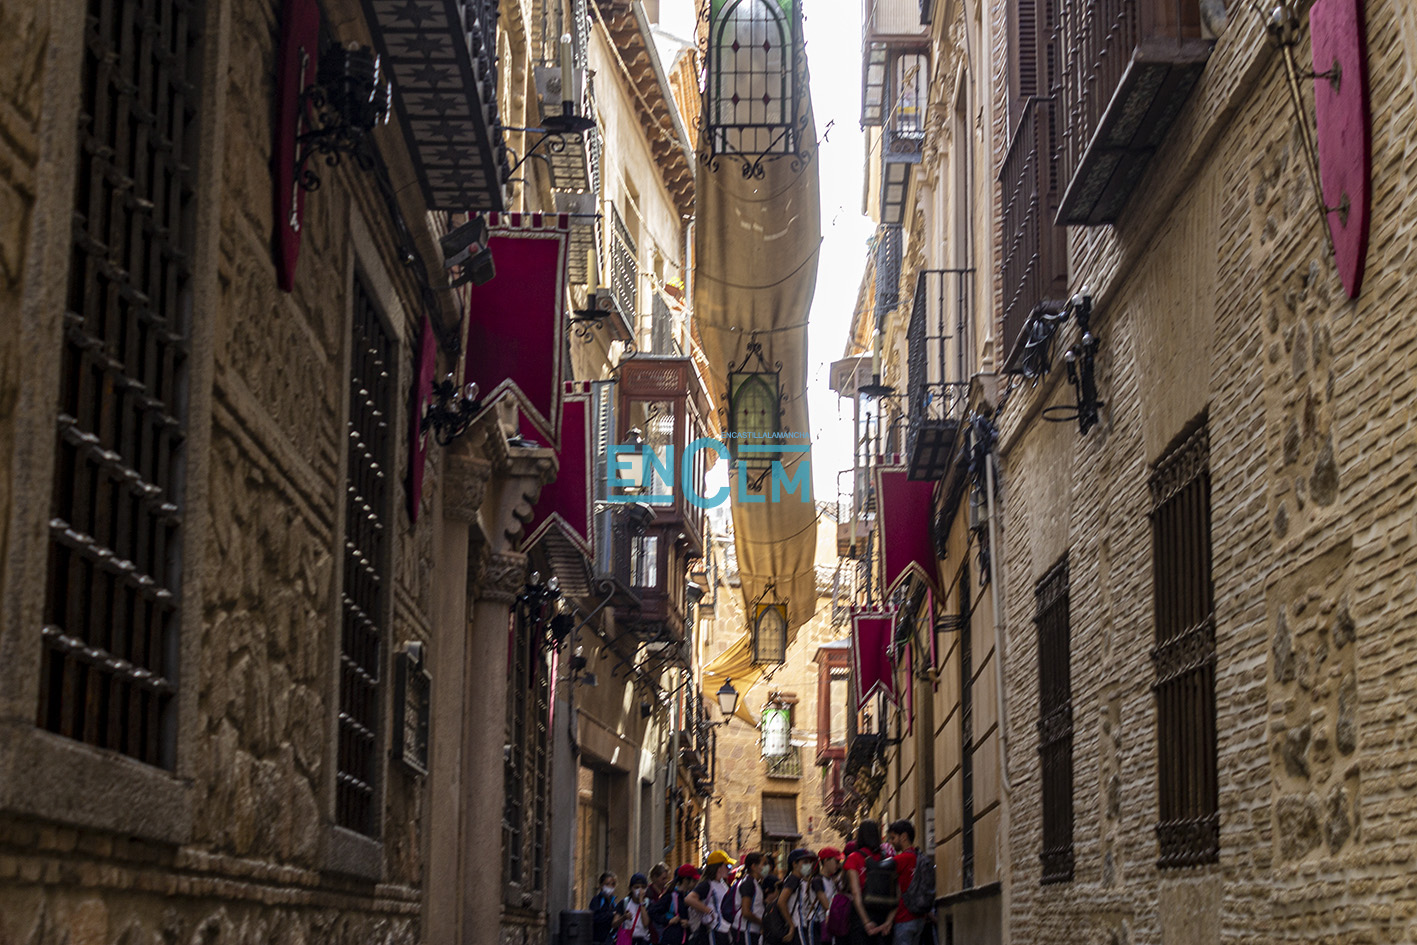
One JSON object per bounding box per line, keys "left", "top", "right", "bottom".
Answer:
{"left": 1311, "top": 0, "right": 1371, "bottom": 298}
{"left": 524, "top": 382, "right": 594, "bottom": 558}
{"left": 406, "top": 316, "right": 437, "bottom": 522}
{"left": 464, "top": 213, "right": 571, "bottom": 449}
{"left": 851, "top": 611, "right": 896, "bottom": 712}
{"left": 875, "top": 461, "right": 940, "bottom": 597}
{"left": 273, "top": 0, "right": 319, "bottom": 291}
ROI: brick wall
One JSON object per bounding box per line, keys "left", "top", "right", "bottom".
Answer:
{"left": 996, "top": 2, "right": 1417, "bottom": 943}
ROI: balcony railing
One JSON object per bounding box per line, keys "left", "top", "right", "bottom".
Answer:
{"left": 609, "top": 208, "right": 638, "bottom": 321}
{"left": 365, "top": 0, "right": 509, "bottom": 209}
{"left": 905, "top": 269, "right": 971, "bottom": 481}
{"left": 766, "top": 745, "right": 804, "bottom": 779}
{"left": 1000, "top": 96, "right": 1068, "bottom": 368}
{"left": 1055, "top": 0, "right": 1213, "bottom": 224}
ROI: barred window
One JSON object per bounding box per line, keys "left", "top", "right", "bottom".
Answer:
{"left": 1149, "top": 420, "right": 1218, "bottom": 867}
{"left": 1035, "top": 555, "right": 1073, "bottom": 884}
{"left": 505, "top": 594, "right": 552, "bottom": 895}
{"left": 39, "top": 0, "right": 203, "bottom": 768}
{"left": 337, "top": 278, "right": 395, "bottom": 836}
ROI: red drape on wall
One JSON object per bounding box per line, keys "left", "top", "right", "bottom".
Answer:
{"left": 852, "top": 611, "right": 896, "bottom": 712}
{"left": 463, "top": 213, "right": 571, "bottom": 448}
{"left": 875, "top": 461, "right": 940, "bottom": 597}
{"left": 524, "top": 382, "right": 594, "bottom": 557}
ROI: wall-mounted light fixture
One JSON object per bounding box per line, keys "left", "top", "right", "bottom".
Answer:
{"left": 295, "top": 42, "right": 392, "bottom": 193}
{"left": 1015, "top": 287, "right": 1104, "bottom": 435}
{"left": 420, "top": 374, "right": 484, "bottom": 447}
{"left": 713, "top": 678, "right": 740, "bottom": 725}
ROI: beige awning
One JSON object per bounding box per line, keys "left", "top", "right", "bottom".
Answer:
{"left": 694, "top": 113, "right": 822, "bottom": 642}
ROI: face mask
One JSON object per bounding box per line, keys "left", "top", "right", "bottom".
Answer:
{"left": 603, "top": 886, "right": 616, "bottom": 897}
{"left": 798, "top": 863, "right": 813, "bottom": 877}
{"left": 633, "top": 889, "right": 646, "bottom": 900}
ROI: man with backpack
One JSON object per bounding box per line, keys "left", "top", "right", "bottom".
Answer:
{"left": 884, "top": 820, "right": 928, "bottom": 945}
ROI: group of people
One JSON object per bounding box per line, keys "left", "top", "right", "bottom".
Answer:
{"left": 587, "top": 819, "right": 932, "bottom": 945}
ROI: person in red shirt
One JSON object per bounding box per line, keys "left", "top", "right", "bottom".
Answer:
{"left": 884, "top": 820, "right": 923, "bottom": 945}
{"left": 841, "top": 821, "right": 891, "bottom": 945}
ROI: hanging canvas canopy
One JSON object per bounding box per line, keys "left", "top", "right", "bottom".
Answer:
{"left": 696, "top": 0, "right": 821, "bottom": 667}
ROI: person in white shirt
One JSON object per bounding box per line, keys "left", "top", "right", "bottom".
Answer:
{"left": 623, "top": 873, "right": 654, "bottom": 943}
{"left": 776, "top": 848, "right": 820, "bottom": 945}
{"left": 687, "top": 850, "right": 738, "bottom": 945}
{"left": 734, "top": 852, "right": 767, "bottom": 945}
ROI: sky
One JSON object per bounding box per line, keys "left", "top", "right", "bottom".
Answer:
{"left": 659, "top": 0, "right": 874, "bottom": 507}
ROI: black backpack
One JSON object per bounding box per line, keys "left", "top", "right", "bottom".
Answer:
{"left": 861, "top": 856, "right": 899, "bottom": 917}
{"left": 902, "top": 855, "right": 935, "bottom": 916}
{"left": 762, "top": 899, "right": 791, "bottom": 945}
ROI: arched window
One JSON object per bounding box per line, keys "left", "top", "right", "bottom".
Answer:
{"left": 707, "top": 0, "right": 797, "bottom": 157}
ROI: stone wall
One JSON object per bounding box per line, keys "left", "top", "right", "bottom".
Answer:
{"left": 0, "top": 0, "right": 449, "bottom": 939}
{"left": 995, "top": 2, "right": 1417, "bottom": 943}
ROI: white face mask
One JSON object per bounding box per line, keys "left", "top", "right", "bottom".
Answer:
{"left": 798, "top": 863, "right": 813, "bottom": 877}
{"left": 603, "top": 886, "right": 616, "bottom": 897}
{"left": 633, "top": 888, "right": 646, "bottom": 900}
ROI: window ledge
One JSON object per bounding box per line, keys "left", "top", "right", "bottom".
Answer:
{"left": 0, "top": 722, "right": 192, "bottom": 845}
{"left": 321, "top": 824, "right": 384, "bottom": 882}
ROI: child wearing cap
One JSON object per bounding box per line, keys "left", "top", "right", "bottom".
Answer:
{"left": 686, "top": 852, "right": 736, "bottom": 945}
{"left": 650, "top": 865, "right": 701, "bottom": 945}
{"left": 622, "top": 873, "right": 654, "bottom": 944}
{"left": 812, "top": 848, "right": 843, "bottom": 945}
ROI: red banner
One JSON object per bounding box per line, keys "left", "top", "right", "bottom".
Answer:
{"left": 407, "top": 316, "right": 438, "bottom": 522}
{"left": 524, "top": 382, "right": 595, "bottom": 558}
{"left": 1311, "top": 0, "right": 1371, "bottom": 298}
{"left": 875, "top": 461, "right": 940, "bottom": 597}
{"left": 851, "top": 611, "right": 896, "bottom": 712}
{"left": 273, "top": 0, "right": 319, "bottom": 291}
{"left": 464, "top": 213, "right": 571, "bottom": 448}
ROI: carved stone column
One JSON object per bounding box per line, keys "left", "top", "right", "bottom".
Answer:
{"left": 426, "top": 451, "right": 492, "bottom": 945}
{"left": 461, "top": 549, "right": 527, "bottom": 945}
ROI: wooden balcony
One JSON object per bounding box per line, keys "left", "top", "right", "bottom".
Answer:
{"left": 1055, "top": 0, "right": 1213, "bottom": 225}
{"left": 1000, "top": 97, "right": 1068, "bottom": 367}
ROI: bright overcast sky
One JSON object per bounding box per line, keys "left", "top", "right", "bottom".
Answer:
{"left": 660, "top": 0, "right": 872, "bottom": 508}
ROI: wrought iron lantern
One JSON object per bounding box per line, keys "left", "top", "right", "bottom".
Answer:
{"left": 703, "top": 0, "right": 805, "bottom": 177}
{"left": 420, "top": 374, "right": 484, "bottom": 447}
{"left": 715, "top": 678, "right": 741, "bottom": 722}
{"left": 751, "top": 583, "right": 789, "bottom": 664}
{"left": 295, "top": 43, "right": 392, "bottom": 192}
{"left": 1016, "top": 287, "right": 1105, "bottom": 436}
{"left": 726, "top": 341, "right": 784, "bottom": 466}
{"left": 571, "top": 243, "right": 620, "bottom": 342}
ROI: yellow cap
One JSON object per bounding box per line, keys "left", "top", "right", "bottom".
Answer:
{"left": 706, "top": 850, "right": 736, "bottom": 866}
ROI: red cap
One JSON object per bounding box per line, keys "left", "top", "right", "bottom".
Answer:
{"left": 843, "top": 842, "right": 858, "bottom": 856}
{"left": 676, "top": 864, "right": 702, "bottom": 881}
{"left": 817, "top": 847, "right": 842, "bottom": 862}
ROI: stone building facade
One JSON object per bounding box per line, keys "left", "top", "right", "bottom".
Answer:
{"left": 0, "top": 0, "right": 707, "bottom": 944}
{"left": 849, "top": 1, "right": 1417, "bottom": 944}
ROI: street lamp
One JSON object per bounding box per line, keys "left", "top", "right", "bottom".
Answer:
{"left": 715, "top": 678, "right": 740, "bottom": 724}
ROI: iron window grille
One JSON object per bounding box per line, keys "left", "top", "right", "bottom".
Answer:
{"left": 765, "top": 744, "right": 803, "bottom": 779}
{"left": 39, "top": 0, "right": 203, "bottom": 769}
{"left": 1149, "top": 419, "right": 1218, "bottom": 868}
{"left": 609, "top": 205, "right": 638, "bottom": 321}
{"left": 336, "top": 277, "right": 395, "bottom": 837}
{"left": 505, "top": 591, "right": 552, "bottom": 896}
{"left": 959, "top": 563, "right": 975, "bottom": 888}
{"left": 1035, "top": 555, "right": 1074, "bottom": 884}
{"left": 705, "top": 0, "right": 801, "bottom": 168}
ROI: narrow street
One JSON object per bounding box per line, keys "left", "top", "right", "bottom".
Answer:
{"left": 2, "top": 0, "right": 1415, "bottom": 943}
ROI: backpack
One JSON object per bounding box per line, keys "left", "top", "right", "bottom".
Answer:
{"left": 902, "top": 854, "right": 935, "bottom": 917}
{"left": 861, "top": 856, "right": 899, "bottom": 917}
{"left": 825, "top": 892, "right": 852, "bottom": 939}
{"left": 718, "top": 880, "right": 738, "bottom": 929}
{"left": 761, "top": 899, "right": 791, "bottom": 945}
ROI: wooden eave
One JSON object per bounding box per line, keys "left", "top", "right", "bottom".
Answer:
{"left": 594, "top": 1, "right": 697, "bottom": 218}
